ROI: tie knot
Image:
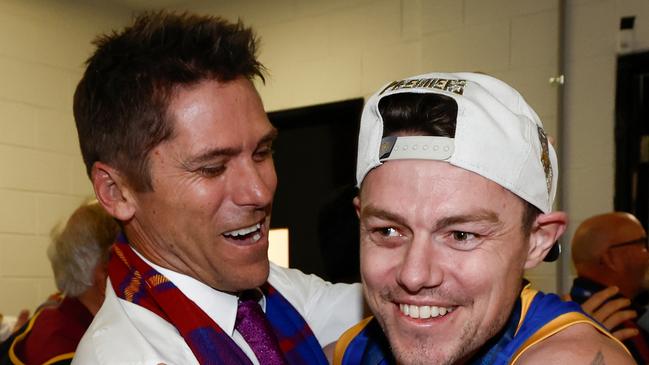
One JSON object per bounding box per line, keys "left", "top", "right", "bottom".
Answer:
{"left": 236, "top": 290, "right": 265, "bottom": 325}
{"left": 239, "top": 289, "right": 263, "bottom": 303}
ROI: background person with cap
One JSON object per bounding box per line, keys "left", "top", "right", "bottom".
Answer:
{"left": 333, "top": 72, "right": 633, "bottom": 364}
{"left": 571, "top": 212, "right": 649, "bottom": 364}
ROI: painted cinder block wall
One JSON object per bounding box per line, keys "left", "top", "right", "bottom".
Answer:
{"left": 2, "top": 0, "right": 648, "bottom": 315}
{"left": 561, "top": 0, "right": 649, "bottom": 292}
{"left": 181, "top": 0, "right": 649, "bottom": 294}
{"left": 182, "top": 0, "right": 563, "bottom": 291}
{"left": 0, "top": 0, "right": 129, "bottom": 314}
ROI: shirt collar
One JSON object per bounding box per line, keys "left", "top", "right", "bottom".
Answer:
{"left": 132, "top": 248, "right": 266, "bottom": 336}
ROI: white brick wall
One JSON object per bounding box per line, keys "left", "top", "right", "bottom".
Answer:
{"left": 0, "top": 0, "right": 130, "bottom": 315}
{"left": 560, "top": 0, "right": 649, "bottom": 292}
{"left": 181, "top": 0, "right": 563, "bottom": 293}
{"left": 193, "top": 0, "right": 649, "bottom": 296}
{"left": 2, "top": 0, "right": 644, "bottom": 313}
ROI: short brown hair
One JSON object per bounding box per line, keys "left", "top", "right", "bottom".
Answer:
{"left": 74, "top": 11, "right": 266, "bottom": 191}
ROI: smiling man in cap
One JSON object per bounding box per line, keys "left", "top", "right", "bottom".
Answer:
{"left": 334, "top": 72, "right": 632, "bottom": 364}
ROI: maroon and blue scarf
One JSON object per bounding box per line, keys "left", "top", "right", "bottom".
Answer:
{"left": 108, "top": 234, "right": 327, "bottom": 365}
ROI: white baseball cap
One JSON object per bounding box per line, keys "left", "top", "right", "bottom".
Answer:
{"left": 356, "top": 72, "right": 559, "bottom": 259}
{"left": 357, "top": 72, "right": 557, "bottom": 212}
{"left": 356, "top": 72, "right": 558, "bottom": 247}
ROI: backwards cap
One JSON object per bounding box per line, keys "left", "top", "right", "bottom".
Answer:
{"left": 356, "top": 72, "right": 560, "bottom": 260}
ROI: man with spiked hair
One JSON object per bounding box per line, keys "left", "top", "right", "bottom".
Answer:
{"left": 72, "top": 11, "right": 362, "bottom": 364}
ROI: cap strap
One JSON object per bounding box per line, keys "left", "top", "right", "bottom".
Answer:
{"left": 379, "top": 136, "right": 454, "bottom": 161}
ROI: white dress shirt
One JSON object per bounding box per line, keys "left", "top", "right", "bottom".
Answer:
{"left": 72, "top": 259, "right": 363, "bottom": 365}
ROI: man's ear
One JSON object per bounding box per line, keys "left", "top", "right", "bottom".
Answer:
{"left": 524, "top": 211, "right": 568, "bottom": 269}
{"left": 600, "top": 250, "right": 622, "bottom": 272}
{"left": 353, "top": 195, "right": 361, "bottom": 219}
{"left": 91, "top": 162, "right": 136, "bottom": 221}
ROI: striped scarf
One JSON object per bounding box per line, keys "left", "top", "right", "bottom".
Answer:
{"left": 108, "top": 234, "right": 327, "bottom": 365}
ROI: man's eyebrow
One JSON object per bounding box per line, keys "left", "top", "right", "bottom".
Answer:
{"left": 361, "top": 205, "right": 408, "bottom": 227}
{"left": 362, "top": 206, "right": 500, "bottom": 230}
{"left": 186, "top": 146, "right": 239, "bottom": 166}
{"left": 433, "top": 210, "right": 501, "bottom": 230}
{"left": 186, "top": 128, "right": 278, "bottom": 166}
{"left": 257, "top": 127, "right": 278, "bottom": 147}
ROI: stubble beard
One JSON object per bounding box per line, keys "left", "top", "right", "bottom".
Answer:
{"left": 383, "top": 316, "right": 481, "bottom": 365}
{"left": 373, "top": 289, "right": 512, "bottom": 365}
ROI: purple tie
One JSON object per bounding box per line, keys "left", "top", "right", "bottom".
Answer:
{"left": 236, "top": 291, "right": 289, "bottom": 365}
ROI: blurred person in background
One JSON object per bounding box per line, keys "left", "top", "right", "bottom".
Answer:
{"left": 571, "top": 212, "right": 649, "bottom": 364}
{"left": 0, "top": 200, "right": 118, "bottom": 365}
{"left": 0, "top": 311, "right": 29, "bottom": 343}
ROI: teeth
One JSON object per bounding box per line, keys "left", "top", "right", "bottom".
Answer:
{"left": 224, "top": 223, "right": 261, "bottom": 237}
{"left": 431, "top": 306, "right": 439, "bottom": 317}
{"left": 419, "top": 306, "right": 431, "bottom": 319}
{"left": 410, "top": 305, "right": 419, "bottom": 319}
{"left": 399, "top": 303, "right": 454, "bottom": 319}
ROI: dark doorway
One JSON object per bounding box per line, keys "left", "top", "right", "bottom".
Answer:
{"left": 615, "top": 51, "right": 649, "bottom": 230}
{"left": 269, "top": 98, "right": 363, "bottom": 283}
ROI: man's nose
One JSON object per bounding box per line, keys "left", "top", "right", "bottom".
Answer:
{"left": 396, "top": 236, "right": 443, "bottom": 293}
{"left": 231, "top": 160, "right": 276, "bottom": 207}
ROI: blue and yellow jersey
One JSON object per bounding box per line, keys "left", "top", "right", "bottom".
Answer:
{"left": 334, "top": 285, "right": 628, "bottom": 365}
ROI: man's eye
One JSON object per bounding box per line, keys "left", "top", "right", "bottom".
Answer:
{"left": 198, "top": 166, "right": 225, "bottom": 177}
{"left": 253, "top": 147, "right": 274, "bottom": 161}
{"left": 452, "top": 231, "right": 475, "bottom": 241}
{"left": 378, "top": 227, "right": 401, "bottom": 237}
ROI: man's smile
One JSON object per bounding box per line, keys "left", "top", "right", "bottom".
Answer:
{"left": 398, "top": 302, "right": 455, "bottom": 319}
{"left": 222, "top": 219, "right": 266, "bottom": 244}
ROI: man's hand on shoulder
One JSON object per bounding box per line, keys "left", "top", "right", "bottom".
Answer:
{"left": 578, "top": 286, "right": 639, "bottom": 342}
{"left": 516, "top": 323, "right": 635, "bottom": 364}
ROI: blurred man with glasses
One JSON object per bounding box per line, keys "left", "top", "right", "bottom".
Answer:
{"left": 571, "top": 212, "right": 649, "bottom": 364}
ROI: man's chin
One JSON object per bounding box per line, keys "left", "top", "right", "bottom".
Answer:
{"left": 381, "top": 321, "right": 453, "bottom": 365}
{"left": 390, "top": 340, "right": 455, "bottom": 365}
{"left": 380, "top": 311, "right": 480, "bottom": 365}
{"left": 227, "top": 259, "right": 271, "bottom": 292}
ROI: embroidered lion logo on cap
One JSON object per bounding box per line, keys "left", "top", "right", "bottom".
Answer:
{"left": 537, "top": 126, "right": 552, "bottom": 194}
